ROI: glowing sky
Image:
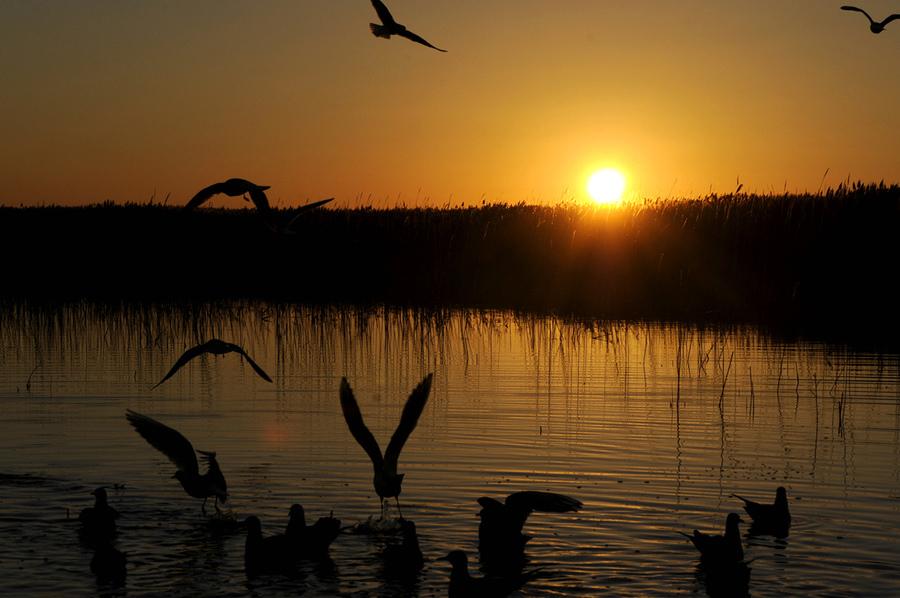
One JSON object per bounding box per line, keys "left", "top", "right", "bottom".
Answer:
{"left": 1, "top": 1, "right": 898, "bottom": 207}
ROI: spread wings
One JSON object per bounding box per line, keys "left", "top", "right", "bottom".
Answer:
{"left": 384, "top": 373, "right": 434, "bottom": 472}
{"left": 370, "top": 0, "right": 397, "bottom": 26}
{"left": 126, "top": 410, "right": 199, "bottom": 475}
{"left": 185, "top": 182, "right": 229, "bottom": 210}
{"left": 398, "top": 29, "right": 448, "bottom": 52}
{"left": 340, "top": 378, "right": 385, "bottom": 470}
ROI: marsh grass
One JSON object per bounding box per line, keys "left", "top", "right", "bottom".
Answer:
{"left": 1, "top": 182, "right": 897, "bottom": 339}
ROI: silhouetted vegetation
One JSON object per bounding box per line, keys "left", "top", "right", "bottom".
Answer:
{"left": 1, "top": 182, "right": 898, "bottom": 338}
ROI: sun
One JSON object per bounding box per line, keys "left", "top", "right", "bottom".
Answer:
{"left": 587, "top": 168, "right": 627, "bottom": 205}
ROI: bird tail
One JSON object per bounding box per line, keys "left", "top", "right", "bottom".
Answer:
{"left": 370, "top": 23, "right": 391, "bottom": 39}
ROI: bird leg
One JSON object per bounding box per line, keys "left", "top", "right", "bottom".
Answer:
{"left": 380, "top": 498, "right": 386, "bottom": 520}
{"left": 395, "top": 497, "right": 405, "bottom": 520}
{"left": 214, "top": 496, "right": 221, "bottom": 514}
{"left": 201, "top": 497, "right": 208, "bottom": 515}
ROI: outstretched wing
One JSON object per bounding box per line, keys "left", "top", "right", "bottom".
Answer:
{"left": 227, "top": 343, "right": 273, "bottom": 383}
{"left": 285, "top": 197, "right": 335, "bottom": 231}
{"left": 841, "top": 5, "right": 874, "bottom": 23}
{"left": 882, "top": 14, "right": 900, "bottom": 26}
{"left": 185, "top": 181, "right": 227, "bottom": 210}
{"left": 505, "top": 491, "right": 583, "bottom": 514}
{"left": 398, "top": 29, "right": 448, "bottom": 52}
{"left": 125, "top": 410, "right": 199, "bottom": 475}
{"left": 340, "top": 378, "right": 385, "bottom": 471}
{"left": 152, "top": 342, "right": 212, "bottom": 389}
{"left": 370, "top": 0, "right": 397, "bottom": 26}
{"left": 384, "top": 373, "right": 434, "bottom": 473}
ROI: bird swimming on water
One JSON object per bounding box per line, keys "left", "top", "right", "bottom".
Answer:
{"left": 125, "top": 409, "right": 228, "bottom": 514}
{"left": 285, "top": 504, "right": 342, "bottom": 559}
{"left": 381, "top": 518, "right": 425, "bottom": 579}
{"left": 339, "top": 373, "right": 434, "bottom": 519}
{"left": 680, "top": 513, "right": 744, "bottom": 564}
{"left": 244, "top": 515, "right": 295, "bottom": 577}
{"left": 841, "top": 6, "right": 899, "bottom": 33}
{"left": 91, "top": 540, "right": 127, "bottom": 584}
{"left": 79, "top": 487, "right": 119, "bottom": 540}
{"left": 369, "top": 0, "right": 448, "bottom": 52}
{"left": 440, "top": 550, "right": 542, "bottom": 598}
{"left": 477, "top": 491, "right": 583, "bottom": 555}
{"left": 152, "top": 339, "right": 272, "bottom": 389}
{"left": 732, "top": 486, "right": 791, "bottom": 536}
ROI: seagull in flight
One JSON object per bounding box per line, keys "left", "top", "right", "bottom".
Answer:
{"left": 152, "top": 339, "right": 272, "bottom": 389}
{"left": 125, "top": 410, "right": 228, "bottom": 514}
{"left": 185, "top": 178, "right": 272, "bottom": 212}
{"left": 369, "top": 0, "right": 448, "bottom": 52}
{"left": 841, "top": 6, "right": 900, "bottom": 33}
{"left": 339, "top": 374, "right": 434, "bottom": 518}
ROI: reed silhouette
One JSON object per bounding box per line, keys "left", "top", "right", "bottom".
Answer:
{"left": 339, "top": 373, "right": 434, "bottom": 519}
{"left": 732, "top": 486, "right": 791, "bottom": 537}
{"left": 369, "top": 0, "right": 448, "bottom": 52}
{"left": 441, "top": 550, "right": 543, "bottom": 597}
{"left": 152, "top": 339, "right": 272, "bottom": 389}
{"left": 125, "top": 410, "right": 228, "bottom": 514}
{"left": 680, "top": 513, "right": 744, "bottom": 565}
{"left": 841, "top": 6, "right": 899, "bottom": 33}
{"left": 285, "top": 504, "right": 341, "bottom": 559}
{"left": 78, "top": 487, "right": 119, "bottom": 541}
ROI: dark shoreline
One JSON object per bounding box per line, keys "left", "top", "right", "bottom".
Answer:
{"left": 2, "top": 183, "right": 898, "bottom": 348}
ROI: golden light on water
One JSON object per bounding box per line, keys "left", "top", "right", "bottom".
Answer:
{"left": 587, "top": 168, "right": 627, "bottom": 205}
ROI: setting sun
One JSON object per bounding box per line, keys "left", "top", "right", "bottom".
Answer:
{"left": 587, "top": 169, "right": 627, "bottom": 205}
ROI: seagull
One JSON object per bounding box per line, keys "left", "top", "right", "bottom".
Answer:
{"left": 841, "top": 6, "right": 900, "bottom": 33}
{"left": 679, "top": 513, "right": 744, "bottom": 564}
{"left": 244, "top": 515, "right": 294, "bottom": 577}
{"left": 477, "top": 491, "right": 583, "bottom": 555}
{"left": 90, "top": 541, "right": 127, "bottom": 583}
{"left": 79, "top": 487, "right": 119, "bottom": 540}
{"left": 339, "top": 373, "right": 434, "bottom": 518}
{"left": 369, "top": 0, "right": 448, "bottom": 52}
{"left": 152, "top": 339, "right": 272, "bottom": 389}
{"left": 283, "top": 197, "right": 336, "bottom": 234}
{"left": 125, "top": 410, "right": 228, "bottom": 514}
{"left": 732, "top": 486, "right": 791, "bottom": 536}
{"left": 285, "top": 504, "right": 342, "bottom": 559}
{"left": 381, "top": 518, "right": 424, "bottom": 579}
{"left": 440, "top": 550, "right": 542, "bottom": 598}
{"left": 184, "top": 178, "right": 272, "bottom": 212}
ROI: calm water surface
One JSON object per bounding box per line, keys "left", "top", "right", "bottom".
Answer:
{"left": 0, "top": 303, "right": 898, "bottom": 596}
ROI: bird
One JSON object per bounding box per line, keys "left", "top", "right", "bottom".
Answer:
{"left": 152, "top": 339, "right": 272, "bottom": 389}
{"left": 680, "top": 513, "right": 744, "bottom": 564}
{"left": 339, "top": 373, "right": 434, "bottom": 519}
{"left": 477, "top": 491, "right": 583, "bottom": 556}
{"left": 282, "top": 197, "right": 335, "bottom": 234}
{"left": 184, "top": 178, "right": 272, "bottom": 212}
{"left": 125, "top": 409, "right": 228, "bottom": 514}
{"left": 440, "top": 550, "right": 542, "bottom": 598}
{"left": 732, "top": 486, "right": 791, "bottom": 536}
{"left": 244, "top": 515, "right": 295, "bottom": 577}
{"left": 90, "top": 541, "right": 127, "bottom": 583}
{"left": 285, "top": 504, "right": 342, "bottom": 559}
{"left": 369, "top": 0, "right": 448, "bottom": 52}
{"left": 78, "top": 487, "right": 119, "bottom": 540}
{"left": 841, "top": 6, "right": 899, "bottom": 33}
{"left": 381, "top": 518, "right": 424, "bottom": 579}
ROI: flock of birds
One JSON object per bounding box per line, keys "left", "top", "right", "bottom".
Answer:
{"left": 74, "top": 337, "right": 796, "bottom": 595}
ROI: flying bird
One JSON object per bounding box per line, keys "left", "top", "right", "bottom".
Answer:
{"left": 282, "top": 197, "right": 336, "bottom": 234}
{"left": 79, "top": 487, "right": 120, "bottom": 540}
{"left": 440, "top": 550, "right": 542, "bottom": 598}
{"left": 732, "top": 486, "right": 791, "bottom": 536}
{"left": 152, "top": 339, "right": 272, "bottom": 389}
{"left": 339, "top": 373, "right": 434, "bottom": 518}
{"left": 841, "top": 6, "right": 900, "bottom": 33}
{"left": 369, "top": 0, "right": 448, "bottom": 52}
{"left": 477, "top": 491, "right": 583, "bottom": 555}
{"left": 679, "top": 513, "right": 744, "bottom": 564}
{"left": 125, "top": 410, "right": 228, "bottom": 514}
{"left": 184, "top": 178, "right": 272, "bottom": 212}
{"left": 285, "top": 504, "right": 342, "bottom": 559}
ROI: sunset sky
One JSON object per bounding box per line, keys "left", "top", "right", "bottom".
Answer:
{"left": 1, "top": 1, "right": 898, "bottom": 207}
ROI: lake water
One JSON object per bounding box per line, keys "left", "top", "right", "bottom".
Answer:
{"left": 0, "top": 303, "right": 898, "bottom": 596}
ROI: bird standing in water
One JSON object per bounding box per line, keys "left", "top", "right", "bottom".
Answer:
{"left": 369, "top": 0, "right": 448, "bottom": 52}
{"left": 841, "top": 6, "right": 899, "bottom": 33}
{"left": 339, "top": 373, "right": 434, "bottom": 519}
{"left": 152, "top": 339, "right": 272, "bottom": 389}
{"left": 125, "top": 410, "right": 228, "bottom": 514}
{"left": 732, "top": 486, "right": 791, "bottom": 536}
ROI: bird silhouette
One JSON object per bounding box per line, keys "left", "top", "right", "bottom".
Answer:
{"left": 477, "top": 491, "right": 583, "bottom": 556}
{"left": 841, "top": 6, "right": 900, "bottom": 33}
{"left": 369, "top": 0, "right": 448, "bottom": 52}
{"left": 90, "top": 540, "right": 127, "bottom": 584}
{"left": 732, "top": 486, "right": 791, "bottom": 537}
{"left": 282, "top": 197, "right": 335, "bottom": 234}
{"left": 339, "top": 373, "right": 434, "bottom": 519}
{"left": 381, "top": 518, "right": 425, "bottom": 579}
{"left": 680, "top": 513, "right": 744, "bottom": 564}
{"left": 285, "top": 504, "right": 342, "bottom": 559}
{"left": 244, "top": 515, "right": 295, "bottom": 577}
{"left": 440, "top": 550, "right": 542, "bottom": 598}
{"left": 152, "top": 339, "right": 272, "bottom": 389}
{"left": 185, "top": 178, "right": 272, "bottom": 212}
{"left": 125, "top": 409, "right": 228, "bottom": 514}
{"left": 79, "top": 487, "right": 119, "bottom": 540}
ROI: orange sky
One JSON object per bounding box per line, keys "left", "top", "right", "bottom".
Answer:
{"left": 1, "top": 1, "right": 898, "bottom": 207}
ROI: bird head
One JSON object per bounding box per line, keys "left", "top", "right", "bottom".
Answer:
{"left": 289, "top": 504, "right": 306, "bottom": 526}
{"left": 243, "top": 516, "right": 262, "bottom": 535}
{"left": 726, "top": 512, "right": 744, "bottom": 530}
{"left": 91, "top": 487, "right": 108, "bottom": 502}
{"left": 775, "top": 486, "right": 788, "bottom": 504}
{"left": 440, "top": 550, "right": 468, "bottom": 568}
